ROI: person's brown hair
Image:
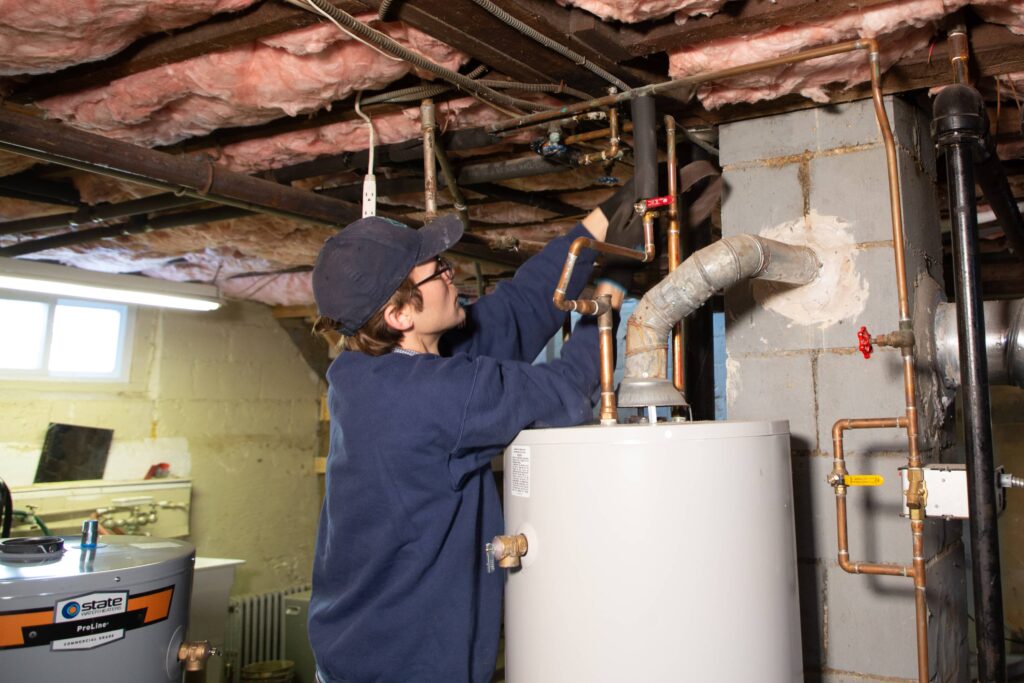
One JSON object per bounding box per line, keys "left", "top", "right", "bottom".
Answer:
{"left": 313, "top": 277, "right": 424, "bottom": 356}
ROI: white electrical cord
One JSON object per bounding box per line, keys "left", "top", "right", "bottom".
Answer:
{"left": 354, "top": 91, "right": 377, "bottom": 217}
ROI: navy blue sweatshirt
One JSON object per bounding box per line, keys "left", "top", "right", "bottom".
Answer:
{"left": 309, "top": 224, "right": 601, "bottom": 683}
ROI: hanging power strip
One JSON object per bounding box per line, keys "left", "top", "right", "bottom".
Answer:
{"left": 362, "top": 173, "right": 377, "bottom": 217}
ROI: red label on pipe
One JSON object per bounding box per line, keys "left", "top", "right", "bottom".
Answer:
{"left": 642, "top": 195, "right": 674, "bottom": 210}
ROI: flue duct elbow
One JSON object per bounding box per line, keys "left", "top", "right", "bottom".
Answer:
{"left": 619, "top": 235, "right": 820, "bottom": 408}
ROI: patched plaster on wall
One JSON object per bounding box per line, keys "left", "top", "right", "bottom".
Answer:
{"left": 753, "top": 210, "right": 868, "bottom": 328}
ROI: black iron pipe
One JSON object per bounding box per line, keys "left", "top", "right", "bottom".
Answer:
{"left": 0, "top": 205, "right": 248, "bottom": 256}
{"left": 0, "top": 194, "right": 204, "bottom": 237}
{"left": 630, "top": 95, "right": 658, "bottom": 201}
{"left": 0, "top": 173, "right": 80, "bottom": 207}
{"left": 0, "top": 107, "right": 359, "bottom": 227}
{"left": 933, "top": 83, "right": 1007, "bottom": 683}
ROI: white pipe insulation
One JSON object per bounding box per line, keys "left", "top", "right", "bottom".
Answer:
{"left": 618, "top": 234, "right": 821, "bottom": 408}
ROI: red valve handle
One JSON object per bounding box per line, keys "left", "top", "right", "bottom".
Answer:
{"left": 635, "top": 195, "right": 674, "bottom": 212}
{"left": 857, "top": 326, "right": 873, "bottom": 359}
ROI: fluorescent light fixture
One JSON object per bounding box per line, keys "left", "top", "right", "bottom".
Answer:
{"left": 0, "top": 257, "right": 222, "bottom": 311}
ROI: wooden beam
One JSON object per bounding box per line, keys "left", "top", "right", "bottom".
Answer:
{"left": 616, "top": 0, "right": 899, "bottom": 58}
{"left": 357, "top": 0, "right": 590, "bottom": 88}
{"left": 486, "top": 0, "right": 653, "bottom": 89}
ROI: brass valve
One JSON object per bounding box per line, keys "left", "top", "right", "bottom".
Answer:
{"left": 178, "top": 640, "right": 219, "bottom": 672}
{"left": 488, "top": 533, "right": 529, "bottom": 570}
{"left": 904, "top": 467, "right": 929, "bottom": 520}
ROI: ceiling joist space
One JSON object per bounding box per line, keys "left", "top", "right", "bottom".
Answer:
{"left": 1, "top": 0, "right": 1023, "bottom": 303}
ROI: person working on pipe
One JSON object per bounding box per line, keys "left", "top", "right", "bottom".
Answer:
{"left": 307, "top": 183, "right": 642, "bottom": 683}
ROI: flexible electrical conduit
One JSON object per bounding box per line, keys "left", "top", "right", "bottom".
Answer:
{"left": 467, "top": 0, "right": 629, "bottom": 91}
{"left": 285, "top": 0, "right": 547, "bottom": 112}
{"left": 362, "top": 79, "right": 592, "bottom": 107}
{"left": 618, "top": 235, "right": 820, "bottom": 408}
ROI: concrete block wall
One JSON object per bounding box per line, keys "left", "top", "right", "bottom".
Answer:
{"left": 0, "top": 301, "right": 322, "bottom": 594}
{"left": 720, "top": 97, "right": 968, "bottom": 682}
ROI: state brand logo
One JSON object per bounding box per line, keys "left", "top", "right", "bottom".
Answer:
{"left": 55, "top": 592, "right": 128, "bottom": 623}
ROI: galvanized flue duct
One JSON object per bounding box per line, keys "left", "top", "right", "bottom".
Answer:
{"left": 618, "top": 234, "right": 820, "bottom": 409}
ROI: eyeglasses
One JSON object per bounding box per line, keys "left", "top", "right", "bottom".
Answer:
{"left": 412, "top": 256, "right": 454, "bottom": 288}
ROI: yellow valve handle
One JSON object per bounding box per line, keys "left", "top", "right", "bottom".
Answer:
{"left": 844, "top": 474, "right": 884, "bottom": 487}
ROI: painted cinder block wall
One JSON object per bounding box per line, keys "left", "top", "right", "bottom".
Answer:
{"left": 720, "top": 97, "right": 969, "bottom": 681}
{"left": 0, "top": 301, "right": 321, "bottom": 595}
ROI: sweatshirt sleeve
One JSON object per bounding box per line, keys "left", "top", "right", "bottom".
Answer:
{"left": 444, "top": 315, "right": 601, "bottom": 489}
{"left": 441, "top": 223, "right": 598, "bottom": 362}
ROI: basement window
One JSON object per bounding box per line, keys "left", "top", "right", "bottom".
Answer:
{"left": 0, "top": 294, "right": 133, "bottom": 381}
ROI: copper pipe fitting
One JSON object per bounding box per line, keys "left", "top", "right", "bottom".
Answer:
{"left": 178, "top": 640, "right": 219, "bottom": 672}
{"left": 552, "top": 234, "right": 653, "bottom": 314}
{"left": 490, "top": 533, "right": 528, "bottom": 569}
{"left": 563, "top": 121, "right": 633, "bottom": 146}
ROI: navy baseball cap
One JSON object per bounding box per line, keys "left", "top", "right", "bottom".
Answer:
{"left": 312, "top": 214, "right": 464, "bottom": 335}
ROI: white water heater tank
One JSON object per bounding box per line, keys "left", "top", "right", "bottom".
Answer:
{"left": 502, "top": 420, "right": 802, "bottom": 683}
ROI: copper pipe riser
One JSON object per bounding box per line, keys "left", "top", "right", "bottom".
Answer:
{"left": 421, "top": 99, "right": 438, "bottom": 219}
{"left": 598, "top": 300, "right": 617, "bottom": 425}
{"left": 665, "top": 115, "right": 685, "bottom": 394}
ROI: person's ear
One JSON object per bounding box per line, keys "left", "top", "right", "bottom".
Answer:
{"left": 383, "top": 303, "right": 414, "bottom": 332}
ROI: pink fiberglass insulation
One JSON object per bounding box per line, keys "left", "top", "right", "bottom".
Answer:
{"left": 667, "top": 0, "right": 967, "bottom": 108}
{"left": 212, "top": 96, "right": 505, "bottom": 173}
{"left": 0, "top": 151, "right": 36, "bottom": 177}
{"left": 0, "top": 197, "right": 71, "bottom": 221}
{"left": 39, "top": 18, "right": 468, "bottom": 147}
{"left": 400, "top": 202, "right": 559, "bottom": 226}
{"left": 131, "top": 214, "right": 337, "bottom": 266}
{"left": 73, "top": 174, "right": 165, "bottom": 205}
{"left": 143, "top": 249, "right": 315, "bottom": 306}
{"left": 556, "top": 0, "right": 729, "bottom": 24}
{"left": 973, "top": 0, "right": 1024, "bottom": 35}
{"left": 0, "top": 0, "right": 258, "bottom": 76}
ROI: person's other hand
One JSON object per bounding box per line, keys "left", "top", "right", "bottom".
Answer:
{"left": 597, "top": 178, "right": 644, "bottom": 250}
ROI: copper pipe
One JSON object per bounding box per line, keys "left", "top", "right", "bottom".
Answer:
{"left": 434, "top": 132, "right": 470, "bottom": 229}
{"left": 579, "top": 107, "right": 622, "bottom": 166}
{"left": 487, "top": 39, "right": 879, "bottom": 134}
{"left": 949, "top": 24, "right": 970, "bottom": 85}
{"left": 831, "top": 418, "right": 912, "bottom": 577}
{"left": 563, "top": 121, "right": 633, "bottom": 146}
{"left": 553, "top": 228, "right": 655, "bottom": 426}
{"left": 421, "top": 99, "right": 437, "bottom": 219}
{"left": 640, "top": 211, "right": 656, "bottom": 262}
{"left": 911, "top": 518, "right": 929, "bottom": 679}
{"left": 865, "top": 43, "right": 929, "bottom": 683}
{"left": 598, "top": 296, "right": 617, "bottom": 425}
{"left": 553, "top": 234, "right": 654, "bottom": 314}
{"left": 666, "top": 115, "right": 684, "bottom": 393}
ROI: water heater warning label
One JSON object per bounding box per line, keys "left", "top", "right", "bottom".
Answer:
{"left": 510, "top": 445, "right": 530, "bottom": 497}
